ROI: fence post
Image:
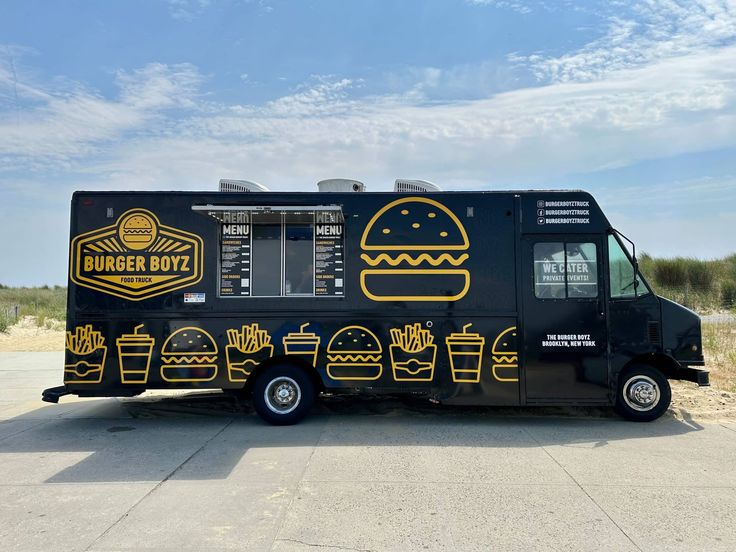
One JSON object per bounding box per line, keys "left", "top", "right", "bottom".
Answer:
{"left": 13, "top": 305, "right": 19, "bottom": 320}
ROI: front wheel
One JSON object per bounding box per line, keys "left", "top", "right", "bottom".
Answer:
{"left": 614, "top": 365, "right": 671, "bottom": 422}
{"left": 252, "top": 364, "right": 315, "bottom": 425}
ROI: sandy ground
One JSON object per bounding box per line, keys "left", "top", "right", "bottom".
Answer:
{"left": 670, "top": 381, "right": 736, "bottom": 421}
{"left": 2, "top": 318, "right": 734, "bottom": 420}
{"left": 0, "top": 317, "right": 64, "bottom": 352}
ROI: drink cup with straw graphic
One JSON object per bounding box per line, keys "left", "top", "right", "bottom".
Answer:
{"left": 445, "top": 323, "right": 486, "bottom": 383}
{"left": 283, "top": 323, "right": 321, "bottom": 366}
{"left": 116, "top": 324, "right": 155, "bottom": 384}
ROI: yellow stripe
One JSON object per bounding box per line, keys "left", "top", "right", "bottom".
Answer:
{"left": 163, "top": 239, "right": 184, "bottom": 252}
{"left": 360, "top": 252, "right": 469, "bottom": 267}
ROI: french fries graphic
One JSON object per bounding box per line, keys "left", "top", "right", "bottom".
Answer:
{"left": 389, "top": 323, "right": 437, "bottom": 382}
{"left": 64, "top": 325, "right": 107, "bottom": 383}
{"left": 225, "top": 323, "right": 274, "bottom": 382}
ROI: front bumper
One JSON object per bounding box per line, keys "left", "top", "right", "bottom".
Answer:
{"left": 671, "top": 366, "right": 710, "bottom": 386}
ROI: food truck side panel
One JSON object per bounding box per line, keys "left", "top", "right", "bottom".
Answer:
{"left": 64, "top": 192, "right": 526, "bottom": 405}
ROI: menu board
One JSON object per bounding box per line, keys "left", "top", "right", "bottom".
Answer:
{"left": 315, "top": 221, "right": 344, "bottom": 296}
{"left": 219, "top": 213, "right": 251, "bottom": 296}
{"left": 217, "top": 210, "right": 345, "bottom": 298}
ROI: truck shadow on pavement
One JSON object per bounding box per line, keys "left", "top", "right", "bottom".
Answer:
{"left": 0, "top": 392, "right": 705, "bottom": 485}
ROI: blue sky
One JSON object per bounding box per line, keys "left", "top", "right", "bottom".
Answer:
{"left": 1, "top": 0, "right": 735, "bottom": 286}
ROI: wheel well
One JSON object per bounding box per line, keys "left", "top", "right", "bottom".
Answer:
{"left": 240, "top": 355, "right": 324, "bottom": 396}
{"left": 619, "top": 353, "right": 681, "bottom": 381}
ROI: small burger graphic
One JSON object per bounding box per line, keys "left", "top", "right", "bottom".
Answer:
{"left": 118, "top": 210, "right": 158, "bottom": 250}
{"left": 160, "top": 326, "right": 218, "bottom": 382}
{"left": 326, "top": 325, "right": 383, "bottom": 381}
{"left": 359, "top": 197, "right": 470, "bottom": 301}
{"left": 491, "top": 326, "right": 519, "bottom": 382}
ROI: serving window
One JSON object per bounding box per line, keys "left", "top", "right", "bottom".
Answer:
{"left": 195, "top": 205, "right": 344, "bottom": 298}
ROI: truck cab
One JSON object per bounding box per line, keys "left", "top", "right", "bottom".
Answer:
{"left": 519, "top": 204, "right": 707, "bottom": 421}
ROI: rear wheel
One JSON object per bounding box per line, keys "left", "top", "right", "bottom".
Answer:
{"left": 252, "top": 364, "right": 315, "bottom": 425}
{"left": 614, "top": 364, "right": 671, "bottom": 422}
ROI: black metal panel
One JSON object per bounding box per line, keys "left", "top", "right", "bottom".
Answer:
{"left": 520, "top": 191, "right": 610, "bottom": 235}
{"left": 64, "top": 191, "right": 520, "bottom": 405}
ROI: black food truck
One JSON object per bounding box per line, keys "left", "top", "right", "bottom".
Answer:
{"left": 43, "top": 188, "right": 709, "bottom": 424}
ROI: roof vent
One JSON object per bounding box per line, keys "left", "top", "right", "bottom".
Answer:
{"left": 219, "top": 179, "right": 270, "bottom": 192}
{"left": 394, "top": 179, "right": 442, "bottom": 193}
{"left": 317, "top": 179, "right": 365, "bottom": 192}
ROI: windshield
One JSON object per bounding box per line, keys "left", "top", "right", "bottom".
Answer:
{"left": 608, "top": 234, "right": 651, "bottom": 299}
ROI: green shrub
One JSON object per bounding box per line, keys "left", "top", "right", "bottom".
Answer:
{"left": 0, "top": 286, "right": 67, "bottom": 331}
{"left": 686, "top": 260, "right": 716, "bottom": 291}
{"left": 652, "top": 259, "right": 689, "bottom": 288}
{"left": 722, "top": 280, "right": 736, "bottom": 309}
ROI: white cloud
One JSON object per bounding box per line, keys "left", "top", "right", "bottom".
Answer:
{"left": 166, "top": 0, "right": 212, "bottom": 21}
{"left": 164, "top": 0, "right": 273, "bottom": 20}
{"left": 76, "top": 46, "right": 735, "bottom": 194}
{"left": 0, "top": 60, "right": 202, "bottom": 167}
{"left": 465, "top": 0, "right": 534, "bottom": 14}
{"left": 515, "top": 0, "right": 736, "bottom": 82}
{"left": 2, "top": 22, "right": 735, "bottom": 187}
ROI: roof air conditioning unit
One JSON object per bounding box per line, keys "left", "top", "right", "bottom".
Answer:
{"left": 219, "top": 179, "right": 270, "bottom": 192}
{"left": 317, "top": 179, "right": 365, "bottom": 192}
{"left": 394, "top": 179, "right": 442, "bottom": 193}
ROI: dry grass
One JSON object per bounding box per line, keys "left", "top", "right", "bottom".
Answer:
{"left": 0, "top": 286, "right": 67, "bottom": 333}
{"left": 0, "top": 316, "right": 65, "bottom": 352}
{"left": 702, "top": 320, "right": 736, "bottom": 392}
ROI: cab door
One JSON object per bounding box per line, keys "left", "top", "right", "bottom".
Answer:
{"left": 520, "top": 236, "right": 609, "bottom": 402}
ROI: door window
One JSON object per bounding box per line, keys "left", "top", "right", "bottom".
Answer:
{"left": 608, "top": 234, "right": 651, "bottom": 299}
{"left": 534, "top": 241, "right": 598, "bottom": 299}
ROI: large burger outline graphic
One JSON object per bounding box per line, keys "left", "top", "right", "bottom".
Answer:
{"left": 117, "top": 210, "right": 158, "bottom": 250}
{"left": 359, "top": 197, "right": 470, "bottom": 301}
{"left": 326, "top": 325, "right": 383, "bottom": 381}
{"left": 160, "top": 326, "right": 219, "bottom": 382}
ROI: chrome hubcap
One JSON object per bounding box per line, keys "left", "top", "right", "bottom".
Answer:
{"left": 623, "top": 375, "right": 660, "bottom": 412}
{"left": 264, "top": 376, "right": 301, "bottom": 414}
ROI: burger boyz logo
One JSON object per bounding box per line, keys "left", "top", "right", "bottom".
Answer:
{"left": 70, "top": 209, "right": 203, "bottom": 301}
{"left": 359, "top": 197, "right": 470, "bottom": 301}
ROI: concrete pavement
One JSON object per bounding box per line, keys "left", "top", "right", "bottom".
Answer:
{"left": 1, "top": 351, "right": 735, "bottom": 551}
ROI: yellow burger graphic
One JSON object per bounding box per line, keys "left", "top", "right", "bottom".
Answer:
{"left": 491, "top": 326, "right": 519, "bottom": 382}
{"left": 360, "top": 197, "right": 470, "bottom": 301}
{"left": 326, "top": 325, "right": 383, "bottom": 380}
{"left": 117, "top": 211, "right": 158, "bottom": 250}
{"left": 160, "top": 327, "right": 218, "bottom": 382}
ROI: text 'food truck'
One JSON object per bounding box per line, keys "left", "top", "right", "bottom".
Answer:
{"left": 43, "top": 180, "right": 709, "bottom": 424}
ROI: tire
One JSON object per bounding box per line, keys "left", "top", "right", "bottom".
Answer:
{"left": 614, "top": 364, "right": 671, "bottom": 422}
{"left": 251, "top": 364, "right": 315, "bottom": 425}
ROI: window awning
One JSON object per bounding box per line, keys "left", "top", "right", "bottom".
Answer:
{"left": 192, "top": 204, "right": 344, "bottom": 224}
